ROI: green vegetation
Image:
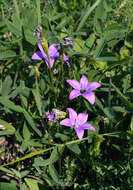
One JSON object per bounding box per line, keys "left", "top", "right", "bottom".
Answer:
{"left": 0, "top": 0, "right": 133, "bottom": 189}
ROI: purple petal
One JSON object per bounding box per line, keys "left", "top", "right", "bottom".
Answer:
{"left": 75, "top": 129, "right": 84, "bottom": 139}
{"left": 77, "top": 113, "right": 88, "bottom": 126}
{"left": 38, "top": 42, "right": 48, "bottom": 59}
{"left": 82, "top": 92, "right": 95, "bottom": 104}
{"left": 65, "top": 60, "right": 70, "bottom": 67}
{"left": 63, "top": 54, "right": 69, "bottom": 61}
{"left": 37, "top": 42, "right": 51, "bottom": 68}
{"left": 49, "top": 58, "right": 55, "bottom": 68}
{"left": 66, "top": 80, "right": 80, "bottom": 90}
{"left": 87, "top": 82, "right": 101, "bottom": 91}
{"left": 31, "top": 51, "right": 43, "bottom": 60}
{"left": 60, "top": 118, "right": 72, "bottom": 127}
{"left": 69, "top": 89, "right": 81, "bottom": 100}
{"left": 80, "top": 75, "right": 89, "bottom": 90}
{"left": 49, "top": 44, "right": 59, "bottom": 58}
{"left": 80, "top": 123, "right": 95, "bottom": 131}
{"left": 67, "top": 108, "right": 77, "bottom": 126}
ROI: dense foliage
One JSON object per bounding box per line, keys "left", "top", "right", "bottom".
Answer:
{"left": 0, "top": 0, "right": 133, "bottom": 189}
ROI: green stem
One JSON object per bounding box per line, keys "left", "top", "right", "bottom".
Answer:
{"left": 0, "top": 132, "right": 121, "bottom": 168}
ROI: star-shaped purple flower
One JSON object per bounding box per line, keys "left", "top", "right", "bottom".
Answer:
{"left": 66, "top": 75, "right": 101, "bottom": 104}
{"left": 31, "top": 42, "right": 70, "bottom": 68}
{"left": 60, "top": 108, "right": 95, "bottom": 139}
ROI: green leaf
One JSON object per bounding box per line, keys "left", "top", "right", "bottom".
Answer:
{"left": 23, "top": 110, "right": 42, "bottom": 137}
{"left": 0, "top": 97, "right": 42, "bottom": 136}
{"left": 93, "top": 38, "right": 105, "bottom": 58}
{"left": 95, "top": 96, "right": 104, "bottom": 111}
{"left": 1, "top": 75, "right": 12, "bottom": 97}
{"left": 0, "top": 97, "right": 23, "bottom": 113}
{"left": 49, "top": 146, "right": 63, "bottom": 163}
{"left": 95, "top": 0, "right": 107, "bottom": 21}
{"left": 0, "top": 50, "right": 16, "bottom": 60}
{"left": 5, "top": 19, "right": 22, "bottom": 37}
{"left": 103, "top": 107, "right": 116, "bottom": 120}
{"left": 111, "top": 82, "right": 133, "bottom": 108}
{"left": 56, "top": 17, "right": 70, "bottom": 30}
{"left": 130, "top": 115, "right": 133, "bottom": 131}
{"left": 49, "top": 164, "right": 59, "bottom": 183}
{"left": 73, "top": 38, "right": 85, "bottom": 52}
{"left": 55, "top": 133, "right": 69, "bottom": 142}
{"left": 67, "top": 143, "right": 81, "bottom": 154}
{"left": 13, "top": 0, "right": 20, "bottom": 19}
{"left": 20, "top": 95, "right": 28, "bottom": 109}
{"left": 77, "top": 0, "right": 102, "bottom": 31}
{"left": 122, "top": 74, "right": 131, "bottom": 93}
{"left": 24, "top": 178, "right": 43, "bottom": 190}
{"left": 34, "top": 158, "right": 50, "bottom": 167}
{"left": 0, "top": 182, "right": 17, "bottom": 190}
{"left": 0, "top": 119, "right": 16, "bottom": 136}
{"left": 32, "top": 79, "right": 42, "bottom": 116}
{"left": 85, "top": 33, "right": 95, "bottom": 49}
{"left": 36, "top": 0, "right": 41, "bottom": 25}
{"left": 12, "top": 13, "right": 22, "bottom": 33}
{"left": 23, "top": 122, "right": 31, "bottom": 140}
{"left": 23, "top": 28, "right": 38, "bottom": 45}
{"left": 104, "top": 28, "right": 125, "bottom": 41}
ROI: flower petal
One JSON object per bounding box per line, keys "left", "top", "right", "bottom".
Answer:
{"left": 65, "top": 60, "right": 70, "bottom": 67}
{"left": 75, "top": 129, "right": 84, "bottom": 139}
{"left": 82, "top": 92, "right": 95, "bottom": 104}
{"left": 80, "top": 75, "right": 89, "bottom": 89}
{"left": 49, "top": 58, "right": 55, "bottom": 68}
{"left": 69, "top": 89, "right": 81, "bottom": 100}
{"left": 63, "top": 54, "right": 70, "bottom": 67}
{"left": 66, "top": 80, "right": 80, "bottom": 90}
{"left": 87, "top": 82, "right": 101, "bottom": 91}
{"left": 77, "top": 113, "right": 88, "bottom": 126}
{"left": 67, "top": 108, "right": 77, "bottom": 126}
{"left": 31, "top": 51, "right": 43, "bottom": 60}
{"left": 49, "top": 44, "right": 59, "bottom": 58}
{"left": 38, "top": 42, "right": 48, "bottom": 59}
{"left": 80, "top": 123, "right": 95, "bottom": 131}
{"left": 60, "top": 118, "right": 72, "bottom": 127}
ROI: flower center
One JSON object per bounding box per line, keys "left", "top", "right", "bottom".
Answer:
{"left": 73, "top": 119, "right": 79, "bottom": 128}
{"left": 80, "top": 89, "right": 86, "bottom": 93}
{"left": 73, "top": 124, "right": 78, "bottom": 128}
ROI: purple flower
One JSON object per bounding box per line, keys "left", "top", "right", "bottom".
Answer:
{"left": 66, "top": 75, "right": 101, "bottom": 104}
{"left": 31, "top": 42, "right": 70, "bottom": 68}
{"left": 60, "top": 108, "right": 95, "bottom": 139}
{"left": 46, "top": 111, "right": 56, "bottom": 123}
{"left": 64, "top": 37, "right": 74, "bottom": 47}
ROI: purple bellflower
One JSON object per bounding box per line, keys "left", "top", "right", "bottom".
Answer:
{"left": 60, "top": 108, "right": 95, "bottom": 139}
{"left": 31, "top": 42, "right": 70, "bottom": 68}
{"left": 66, "top": 75, "right": 101, "bottom": 104}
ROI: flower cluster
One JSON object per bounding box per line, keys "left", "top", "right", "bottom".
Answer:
{"left": 32, "top": 31, "right": 101, "bottom": 139}
{"left": 59, "top": 75, "right": 101, "bottom": 139}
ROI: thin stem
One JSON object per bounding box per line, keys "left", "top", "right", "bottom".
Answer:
{"left": 0, "top": 132, "right": 121, "bottom": 167}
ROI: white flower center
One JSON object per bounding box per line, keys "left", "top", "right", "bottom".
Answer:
{"left": 73, "top": 119, "right": 79, "bottom": 128}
